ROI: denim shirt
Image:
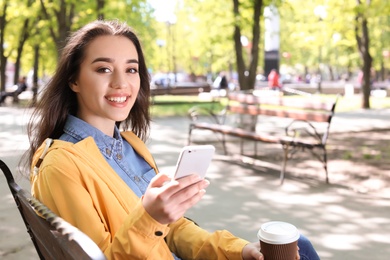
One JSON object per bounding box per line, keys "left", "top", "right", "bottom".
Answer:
{"left": 59, "top": 115, "right": 155, "bottom": 198}
{"left": 59, "top": 115, "right": 181, "bottom": 260}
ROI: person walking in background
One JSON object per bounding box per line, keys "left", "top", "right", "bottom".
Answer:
{"left": 357, "top": 70, "right": 364, "bottom": 88}
{"left": 219, "top": 73, "right": 228, "bottom": 90}
{"left": 25, "top": 20, "right": 319, "bottom": 260}
{"left": 268, "top": 69, "right": 281, "bottom": 90}
{"left": 0, "top": 76, "right": 28, "bottom": 104}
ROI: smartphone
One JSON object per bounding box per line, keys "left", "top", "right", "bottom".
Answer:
{"left": 173, "top": 145, "right": 215, "bottom": 180}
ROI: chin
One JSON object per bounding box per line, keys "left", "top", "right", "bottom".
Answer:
{"left": 115, "top": 116, "right": 128, "bottom": 122}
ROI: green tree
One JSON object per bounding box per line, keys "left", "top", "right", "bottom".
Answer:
{"left": 39, "top": 0, "right": 77, "bottom": 58}
{"left": 1, "top": 0, "right": 155, "bottom": 94}
{"left": 278, "top": 0, "right": 390, "bottom": 110}
{"left": 155, "top": 0, "right": 268, "bottom": 90}
{"left": 0, "top": 1, "right": 9, "bottom": 92}
{"left": 12, "top": 0, "right": 36, "bottom": 84}
{"left": 157, "top": 0, "right": 235, "bottom": 78}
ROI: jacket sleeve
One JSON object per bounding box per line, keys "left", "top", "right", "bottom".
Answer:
{"left": 122, "top": 132, "right": 251, "bottom": 259}
{"left": 165, "top": 217, "right": 250, "bottom": 260}
{"left": 31, "top": 149, "right": 172, "bottom": 260}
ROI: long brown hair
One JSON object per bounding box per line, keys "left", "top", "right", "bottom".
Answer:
{"left": 26, "top": 20, "right": 151, "bottom": 168}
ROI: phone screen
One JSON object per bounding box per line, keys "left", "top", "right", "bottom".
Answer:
{"left": 174, "top": 145, "right": 215, "bottom": 179}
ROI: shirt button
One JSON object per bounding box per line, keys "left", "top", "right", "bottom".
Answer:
{"left": 155, "top": 231, "right": 163, "bottom": 236}
{"left": 116, "top": 154, "right": 122, "bottom": 160}
{"left": 106, "top": 148, "right": 111, "bottom": 156}
{"left": 134, "top": 176, "right": 140, "bottom": 182}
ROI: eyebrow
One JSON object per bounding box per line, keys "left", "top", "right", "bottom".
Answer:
{"left": 91, "top": 57, "right": 139, "bottom": 64}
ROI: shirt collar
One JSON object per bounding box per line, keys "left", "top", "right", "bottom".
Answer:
{"left": 63, "top": 115, "right": 123, "bottom": 158}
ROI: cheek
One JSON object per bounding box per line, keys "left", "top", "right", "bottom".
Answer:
{"left": 135, "top": 83, "right": 141, "bottom": 93}
{"left": 133, "top": 77, "right": 141, "bottom": 93}
{"left": 77, "top": 69, "right": 100, "bottom": 91}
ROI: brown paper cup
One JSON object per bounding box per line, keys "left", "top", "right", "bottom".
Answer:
{"left": 257, "top": 221, "right": 300, "bottom": 260}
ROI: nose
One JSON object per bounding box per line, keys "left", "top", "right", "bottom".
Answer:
{"left": 111, "top": 71, "right": 128, "bottom": 89}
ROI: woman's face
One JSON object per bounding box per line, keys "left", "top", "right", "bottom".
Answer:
{"left": 71, "top": 35, "right": 140, "bottom": 135}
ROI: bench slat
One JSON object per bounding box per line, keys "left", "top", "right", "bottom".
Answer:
{"left": 228, "top": 92, "right": 335, "bottom": 111}
{"left": 228, "top": 105, "right": 261, "bottom": 116}
{"left": 228, "top": 105, "right": 331, "bottom": 122}
{"left": 190, "top": 122, "right": 280, "bottom": 143}
{"left": 257, "top": 109, "right": 331, "bottom": 122}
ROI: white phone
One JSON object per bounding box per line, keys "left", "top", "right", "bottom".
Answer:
{"left": 174, "top": 145, "right": 215, "bottom": 179}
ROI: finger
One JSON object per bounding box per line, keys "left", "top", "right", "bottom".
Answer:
{"left": 296, "top": 245, "right": 300, "bottom": 260}
{"left": 149, "top": 172, "right": 172, "bottom": 188}
{"left": 166, "top": 176, "right": 210, "bottom": 210}
{"left": 176, "top": 174, "right": 203, "bottom": 186}
{"left": 177, "top": 175, "right": 209, "bottom": 192}
{"left": 296, "top": 251, "right": 300, "bottom": 260}
{"left": 162, "top": 174, "right": 204, "bottom": 196}
{"left": 168, "top": 188, "right": 207, "bottom": 218}
{"left": 171, "top": 178, "right": 209, "bottom": 202}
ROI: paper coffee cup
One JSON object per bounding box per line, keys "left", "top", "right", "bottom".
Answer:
{"left": 257, "top": 221, "right": 300, "bottom": 260}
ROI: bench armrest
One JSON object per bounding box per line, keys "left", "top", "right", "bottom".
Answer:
{"left": 285, "top": 119, "right": 324, "bottom": 144}
{"left": 188, "top": 105, "right": 227, "bottom": 125}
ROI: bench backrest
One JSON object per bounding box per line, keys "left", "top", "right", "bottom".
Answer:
{"left": 227, "top": 91, "right": 338, "bottom": 123}
{"left": 0, "top": 159, "right": 106, "bottom": 260}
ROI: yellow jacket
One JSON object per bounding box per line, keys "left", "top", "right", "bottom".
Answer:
{"left": 30, "top": 132, "right": 249, "bottom": 259}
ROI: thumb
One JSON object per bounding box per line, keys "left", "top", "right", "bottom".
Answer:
{"left": 149, "top": 172, "right": 173, "bottom": 187}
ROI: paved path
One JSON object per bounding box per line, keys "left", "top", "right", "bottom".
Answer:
{"left": 1, "top": 105, "right": 390, "bottom": 259}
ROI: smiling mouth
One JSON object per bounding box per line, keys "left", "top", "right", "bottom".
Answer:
{"left": 106, "top": 96, "right": 128, "bottom": 103}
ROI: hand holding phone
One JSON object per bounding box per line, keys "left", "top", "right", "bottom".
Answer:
{"left": 174, "top": 145, "right": 215, "bottom": 180}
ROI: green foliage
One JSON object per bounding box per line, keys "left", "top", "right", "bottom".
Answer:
{"left": 1, "top": 0, "right": 155, "bottom": 80}
{"left": 278, "top": 0, "right": 390, "bottom": 80}
{"left": 2, "top": 0, "right": 390, "bottom": 89}
{"left": 174, "top": 0, "right": 235, "bottom": 75}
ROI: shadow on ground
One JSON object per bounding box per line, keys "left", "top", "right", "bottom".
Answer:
{"left": 151, "top": 116, "right": 390, "bottom": 260}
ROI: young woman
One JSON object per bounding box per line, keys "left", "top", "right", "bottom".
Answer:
{"left": 27, "top": 20, "right": 319, "bottom": 260}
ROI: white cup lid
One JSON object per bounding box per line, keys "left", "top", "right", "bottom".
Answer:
{"left": 257, "top": 221, "right": 300, "bottom": 245}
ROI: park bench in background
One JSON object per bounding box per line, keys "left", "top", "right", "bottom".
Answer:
{"left": 151, "top": 82, "right": 211, "bottom": 96}
{"left": 0, "top": 159, "right": 106, "bottom": 260}
{"left": 188, "top": 90, "right": 339, "bottom": 184}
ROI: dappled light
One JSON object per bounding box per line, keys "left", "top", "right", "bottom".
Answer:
{"left": 150, "top": 115, "right": 390, "bottom": 260}
{"left": 1, "top": 106, "right": 390, "bottom": 259}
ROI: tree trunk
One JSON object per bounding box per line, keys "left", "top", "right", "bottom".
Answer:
{"left": 355, "top": 0, "right": 372, "bottom": 109}
{"left": 328, "top": 65, "right": 335, "bottom": 81}
{"left": 232, "top": 0, "right": 263, "bottom": 91}
{"left": 0, "top": 2, "right": 8, "bottom": 92}
{"left": 14, "top": 18, "right": 31, "bottom": 84}
{"left": 97, "top": 0, "right": 105, "bottom": 20}
{"left": 31, "top": 45, "right": 39, "bottom": 106}
{"left": 40, "top": 0, "right": 74, "bottom": 58}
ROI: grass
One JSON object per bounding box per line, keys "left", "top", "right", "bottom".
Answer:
{"left": 150, "top": 95, "right": 224, "bottom": 117}
{"left": 150, "top": 93, "right": 390, "bottom": 117}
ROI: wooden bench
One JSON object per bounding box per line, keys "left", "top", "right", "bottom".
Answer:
{"left": 188, "top": 90, "right": 339, "bottom": 184}
{"left": 0, "top": 159, "right": 106, "bottom": 260}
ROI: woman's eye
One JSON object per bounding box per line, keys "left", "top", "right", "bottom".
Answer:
{"left": 128, "top": 68, "right": 138, "bottom": 73}
{"left": 97, "top": 67, "right": 111, "bottom": 73}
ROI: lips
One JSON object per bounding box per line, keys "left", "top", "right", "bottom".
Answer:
{"left": 106, "top": 96, "right": 129, "bottom": 103}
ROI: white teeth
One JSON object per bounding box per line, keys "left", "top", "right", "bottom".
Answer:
{"left": 107, "top": 96, "right": 127, "bottom": 103}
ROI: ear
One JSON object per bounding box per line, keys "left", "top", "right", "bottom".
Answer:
{"left": 69, "top": 81, "right": 80, "bottom": 92}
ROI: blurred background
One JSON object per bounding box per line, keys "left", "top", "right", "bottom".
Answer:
{"left": 0, "top": 0, "right": 389, "bottom": 108}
